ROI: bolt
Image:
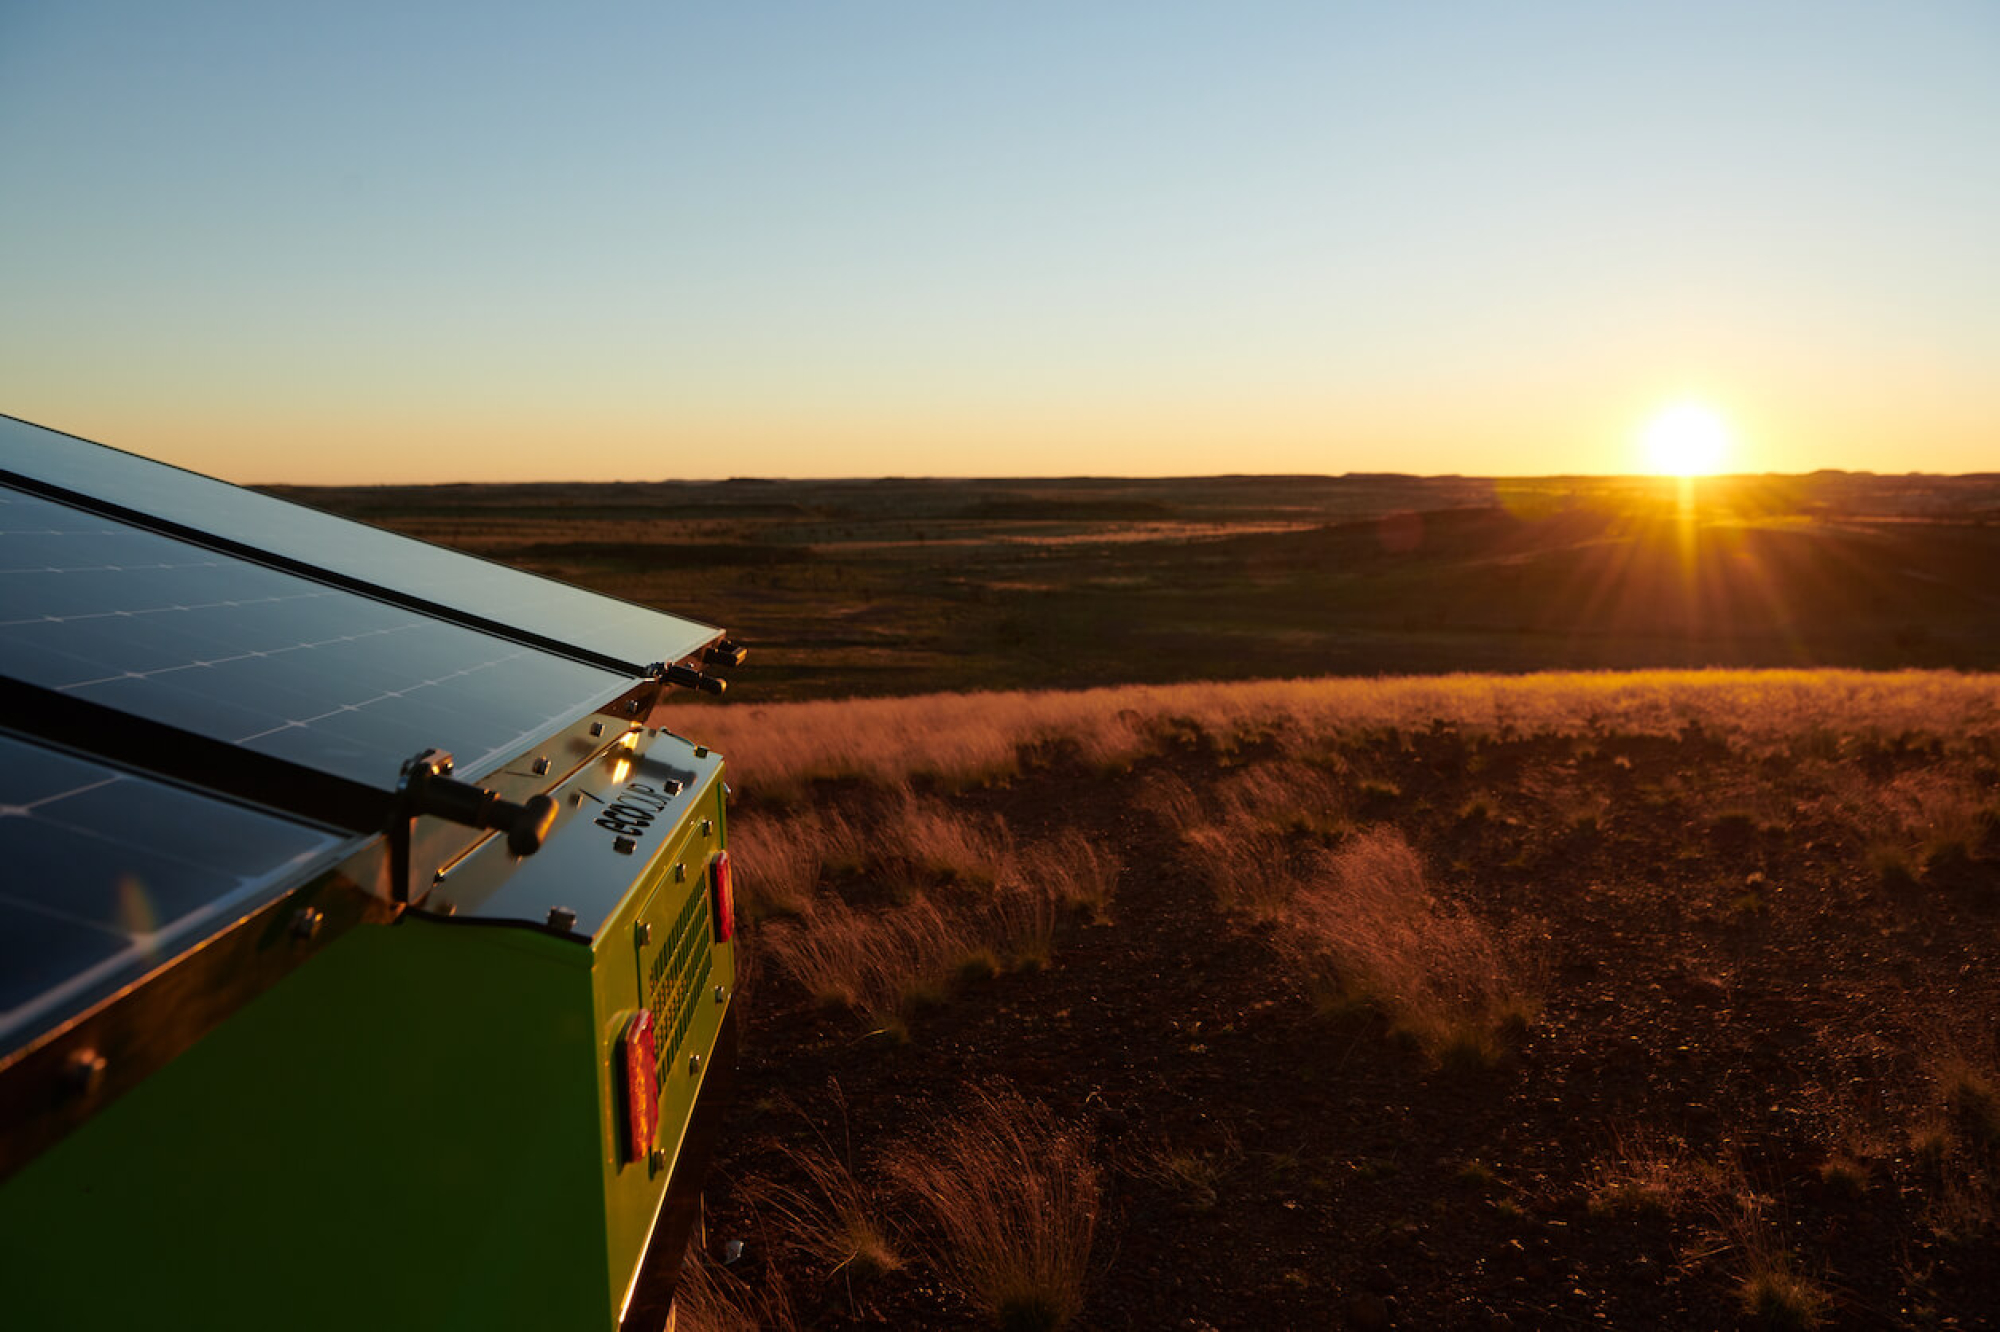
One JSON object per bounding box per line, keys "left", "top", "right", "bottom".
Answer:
{"left": 531, "top": 756, "right": 551, "bottom": 776}
{"left": 648, "top": 1147, "right": 666, "bottom": 1172}
{"left": 433, "top": 899, "right": 456, "bottom": 917}
{"left": 700, "top": 818, "right": 713, "bottom": 837}
{"left": 614, "top": 835, "right": 637, "bottom": 855}
{"left": 663, "top": 779, "right": 683, "bottom": 796}
{"left": 636, "top": 920, "right": 653, "bottom": 946}
{"left": 672, "top": 863, "right": 686, "bottom": 882}
{"left": 290, "top": 906, "right": 324, "bottom": 940}
{"left": 625, "top": 699, "right": 640, "bottom": 715}
{"left": 589, "top": 722, "right": 605, "bottom": 738}
{"left": 547, "top": 906, "right": 578, "bottom": 931}
{"left": 714, "top": 985, "right": 727, "bottom": 1005}
{"left": 64, "top": 1048, "right": 107, "bottom": 1097}
{"left": 694, "top": 746, "right": 709, "bottom": 758}
{"left": 688, "top": 1053, "right": 702, "bottom": 1075}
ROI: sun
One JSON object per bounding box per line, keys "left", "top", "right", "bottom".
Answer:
{"left": 1639, "top": 401, "right": 1732, "bottom": 477}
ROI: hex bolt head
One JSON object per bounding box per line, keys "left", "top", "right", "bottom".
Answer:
{"left": 636, "top": 920, "right": 654, "bottom": 946}
{"left": 589, "top": 722, "right": 605, "bottom": 738}
{"left": 671, "top": 863, "right": 686, "bottom": 882}
{"left": 700, "top": 818, "right": 714, "bottom": 837}
{"left": 64, "top": 1048, "right": 107, "bottom": 1097}
{"left": 713, "top": 985, "right": 727, "bottom": 1005}
{"left": 290, "top": 906, "right": 324, "bottom": 940}
{"left": 547, "top": 906, "right": 578, "bottom": 931}
{"left": 613, "top": 835, "right": 637, "bottom": 855}
{"left": 531, "top": 756, "right": 551, "bottom": 776}
{"left": 688, "top": 1053, "right": 702, "bottom": 1076}
{"left": 648, "top": 1147, "right": 666, "bottom": 1173}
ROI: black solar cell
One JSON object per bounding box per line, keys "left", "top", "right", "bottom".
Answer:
{"left": 0, "top": 414, "right": 719, "bottom": 671}
{"left": 0, "top": 486, "right": 631, "bottom": 788}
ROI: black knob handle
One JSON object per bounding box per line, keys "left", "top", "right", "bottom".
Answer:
{"left": 507, "top": 794, "right": 560, "bottom": 856}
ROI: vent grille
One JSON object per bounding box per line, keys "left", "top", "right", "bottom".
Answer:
{"left": 645, "top": 880, "right": 713, "bottom": 1091}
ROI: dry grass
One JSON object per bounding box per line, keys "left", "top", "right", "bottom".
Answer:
{"left": 672, "top": 1247, "right": 800, "bottom": 1332}
{"left": 1278, "top": 828, "right": 1532, "bottom": 1064}
{"left": 1586, "top": 1134, "right": 1715, "bottom": 1218}
{"left": 1723, "top": 1186, "right": 1832, "bottom": 1331}
{"left": 1128, "top": 1131, "right": 1244, "bottom": 1213}
{"left": 762, "top": 897, "right": 973, "bottom": 1040}
{"left": 886, "top": 1087, "right": 1101, "bottom": 1332}
{"left": 682, "top": 669, "right": 2000, "bottom": 801}
{"left": 752, "top": 1134, "right": 904, "bottom": 1283}
{"left": 1035, "top": 828, "right": 1121, "bottom": 925}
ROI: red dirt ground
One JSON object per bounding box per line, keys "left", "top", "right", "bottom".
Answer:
{"left": 697, "top": 724, "right": 2000, "bottom": 1330}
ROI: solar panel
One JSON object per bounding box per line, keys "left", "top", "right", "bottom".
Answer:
{"left": 0, "top": 731, "right": 349, "bottom": 1051}
{"left": 0, "top": 414, "right": 719, "bottom": 671}
{"left": 0, "top": 485, "right": 631, "bottom": 788}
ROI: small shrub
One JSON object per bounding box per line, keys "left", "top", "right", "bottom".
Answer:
{"left": 887, "top": 1087, "right": 1100, "bottom": 1332}
{"left": 1711, "top": 809, "right": 1761, "bottom": 853}
{"left": 1278, "top": 828, "right": 1532, "bottom": 1064}
{"left": 1039, "top": 830, "right": 1121, "bottom": 925}
{"left": 1131, "top": 1133, "right": 1242, "bottom": 1212}
{"left": 1868, "top": 842, "right": 1919, "bottom": 893}
{"left": 1816, "top": 1155, "right": 1868, "bottom": 1200}
{"left": 1739, "top": 1260, "right": 1830, "bottom": 1331}
{"left": 1586, "top": 1135, "right": 1712, "bottom": 1218}
{"left": 1940, "top": 1060, "right": 2000, "bottom": 1147}
{"left": 763, "top": 898, "right": 972, "bottom": 1036}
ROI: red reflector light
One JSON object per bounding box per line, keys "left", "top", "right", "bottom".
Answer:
{"left": 710, "top": 850, "right": 735, "bottom": 943}
{"left": 619, "top": 1010, "right": 659, "bottom": 1165}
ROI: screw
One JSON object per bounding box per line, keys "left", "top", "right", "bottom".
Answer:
{"left": 614, "top": 835, "right": 637, "bottom": 855}
{"left": 531, "top": 756, "right": 551, "bottom": 776}
{"left": 290, "top": 906, "right": 324, "bottom": 940}
{"left": 547, "top": 906, "right": 578, "bottom": 931}
{"left": 64, "top": 1048, "right": 107, "bottom": 1097}
{"left": 636, "top": 920, "right": 653, "bottom": 946}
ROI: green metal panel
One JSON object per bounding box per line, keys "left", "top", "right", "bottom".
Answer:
{"left": 0, "top": 736, "right": 736, "bottom": 1331}
{"left": 594, "top": 769, "right": 735, "bottom": 1317}
{"left": 0, "top": 915, "right": 607, "bottom": 1331}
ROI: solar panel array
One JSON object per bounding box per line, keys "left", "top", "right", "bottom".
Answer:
{"left": 0, "top": 414, "right": 729, "bottom": 1056}
{"left": 0, "top": 485, "right": 629, "bottom": 788}
{"left": 0, "top": 732, "right": 347, "bottom": 1049}
{"left": 0, "top": 414, "right": 720, "bottom": 670}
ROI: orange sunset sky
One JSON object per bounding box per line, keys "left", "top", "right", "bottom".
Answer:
{"left": 1, "top": 3, "right": 1994, "bottom": 484}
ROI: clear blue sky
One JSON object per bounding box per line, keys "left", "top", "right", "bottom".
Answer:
{"left": 2, "top": 2, "right": 1994, "bottom": 482}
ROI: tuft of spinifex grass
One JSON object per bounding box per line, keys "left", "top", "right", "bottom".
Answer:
{"left": 1278, "top": 827, "right": 1534, "bottom": 1066}
{"left": 887, "top": 1087, "right": 1101, "bottom": 1332}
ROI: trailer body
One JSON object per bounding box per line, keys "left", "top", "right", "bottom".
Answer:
{"left": 0, "top": 414, "right": 739, "bottom": 1329}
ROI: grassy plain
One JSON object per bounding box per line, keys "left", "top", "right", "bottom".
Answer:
{"left": 267, "top": 471, "right": 2000, "bottom": 701}
{"left": 273, "top": 474, "right": 2000, "bottom": 1327}
{"left": 684, "top": 670, "right": 2000, "bottom": 1329}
